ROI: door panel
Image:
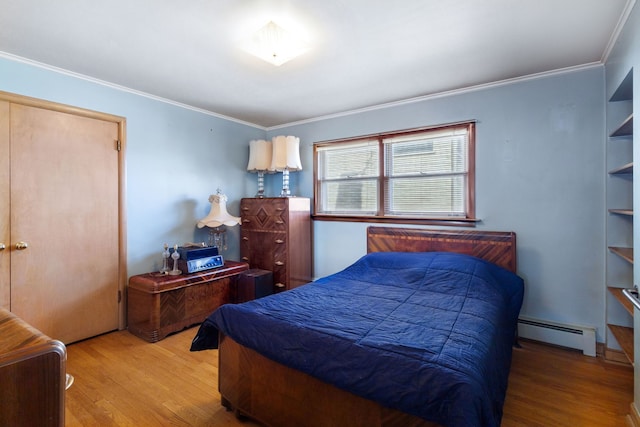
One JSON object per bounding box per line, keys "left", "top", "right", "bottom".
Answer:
{"left": 0, "top": 101, "right": 9, "bottom": 309}
{"left": 10, "top": 104, "right": 120, "bottom": 343}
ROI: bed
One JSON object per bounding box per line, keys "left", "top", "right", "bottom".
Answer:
{"left": 191, "top": 227, "right": 524, "bottom": 427}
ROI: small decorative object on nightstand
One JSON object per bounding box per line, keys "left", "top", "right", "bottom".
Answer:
{"left": 169, "top": 244, "right": 181, "bottom": 275}
{"left": 160, "top": 243, "right": 170, "bottom": 273}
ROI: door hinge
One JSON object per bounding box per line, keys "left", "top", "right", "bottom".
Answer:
{"left": 118, "top": 290, "right": 122, "bottom": 303}
{"left": 116, "top": 140, "right": 121, "bottom": 151}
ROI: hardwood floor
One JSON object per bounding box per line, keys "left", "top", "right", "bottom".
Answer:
{"left": 64, "top": 328, "right": 633, "bottom": 426}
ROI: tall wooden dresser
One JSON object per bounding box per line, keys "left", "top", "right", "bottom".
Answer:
{"left": 240, "top": 197, "right": 312, "bottom": 292}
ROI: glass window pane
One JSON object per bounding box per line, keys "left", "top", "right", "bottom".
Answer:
{"left": 317, "top": 140, "right": 378, "bottom": 180}
{"left": 385, "top": 134, "right": 467, "bottom": 177}
{"left": 385, "top": 175, "right": 465, "bottom": 215}
{"left": 320, "top": 179, "right": 378, "bottom": 214}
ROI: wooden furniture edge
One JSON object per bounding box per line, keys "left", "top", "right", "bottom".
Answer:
{"left": 0, "top": 308, "right": 66, "bottom": 427}
{"left": 628, "top": 402, "right": 640, "bottom": 427}
{"left": 128, "top": 261, "right": 249, "bottom": 293}
{"left": 127, "top": 261, "right": 249, "bottom": 342}
{"left": 218, "top": 334, "right": 439, "bottom": 427}
{"left": 367, "top": 226, "right": 517, "bottom": 272}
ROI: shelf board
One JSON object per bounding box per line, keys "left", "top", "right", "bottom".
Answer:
{"left": 610, "top": 114, "right": 633, "bottom": 137}
{"left": 608, "top": 209, "right": 633, "bottom": 216}
{"left": 610, "top": 70, "right": 633, "bottom": 102}
{"left": 609, "top": 246, "right": 634, "bottom": 264}
{"left": 608, "top": 324, "right": 634, "bottom": 364}
{"left": 608, "top": 286, "right": 634, "bottom": 316}
{"left": 609, "top": 162, "right": 633, "bottom": 175}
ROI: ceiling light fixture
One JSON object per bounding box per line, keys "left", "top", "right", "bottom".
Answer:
{"left": 241, "top": 21, "right": 310, "bottom": 66}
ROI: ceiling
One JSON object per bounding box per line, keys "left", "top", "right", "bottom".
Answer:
{"left": 0, "top": 0, "right": 633, "bottom": 128}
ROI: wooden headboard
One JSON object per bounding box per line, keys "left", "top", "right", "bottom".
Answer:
{"left": 367, "top": 227, "right": 517, "bottom": 273}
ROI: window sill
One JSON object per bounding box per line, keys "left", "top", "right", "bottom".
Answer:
{"left": 311, "top": 214, "right": 480, "bottom": 227}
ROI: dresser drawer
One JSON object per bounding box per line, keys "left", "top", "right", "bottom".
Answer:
{"left": 241, "top": 231, "right": 287, "bottom": 265}
{"left": 240, "top": 199, "right": 288, "bottom": 231}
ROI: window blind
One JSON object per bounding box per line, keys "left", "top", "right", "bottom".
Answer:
{"left": 316, "top": 140, "right": 379, "bottom": 214}
{"left": 314, "top": 122, "right": 474, "bottom": 221}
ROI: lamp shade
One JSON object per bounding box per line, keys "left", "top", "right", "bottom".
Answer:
{"left": 270, "top": 135, "right": 302, "bottom": 172}
{"left": 197, "top": 191, "right": 241, "bottom": 228}
{"left": 247, "top": 139, "right": 273, "bottom": 172}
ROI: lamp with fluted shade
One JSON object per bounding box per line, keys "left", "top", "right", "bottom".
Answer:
{"left": 270, "top": 135, "right": 302, "bottom": 197}
{"left": 197, "top": 189, "right": 241, "bottom": 250}
{"left": 247, "top": 139, "right": 273, "bottom": 197}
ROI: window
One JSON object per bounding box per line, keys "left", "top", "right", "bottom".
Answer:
{"left": 314, "top": 122, "right": 476, "bottom": 225}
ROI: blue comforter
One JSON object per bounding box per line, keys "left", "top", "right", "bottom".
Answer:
{"left": 191, "top": 252, "right": 524, "bottom": 427}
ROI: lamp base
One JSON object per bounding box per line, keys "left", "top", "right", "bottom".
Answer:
{"left": 207, "top": 225, "right": 227, "bottom": 250}
{"left": 280, "top": 169, "right": 291, "bottom": 197}
{"left": 255, "top": 171, "right": 266, "bottom": 198}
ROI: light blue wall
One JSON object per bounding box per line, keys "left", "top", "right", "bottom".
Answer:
{"left": 271, "top": 67, "right": 607, "bottom": 340}
{"left": 0, "top": 56, "right": 265, "bottom": 276}
{"left": 0, "top": 48, "right": 608, "bottom": 342}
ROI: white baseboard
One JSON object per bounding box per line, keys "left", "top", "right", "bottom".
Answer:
{"left": 518, "top": 316, "right": 596, "bottom": 357}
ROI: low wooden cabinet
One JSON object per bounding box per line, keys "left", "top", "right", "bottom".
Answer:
{"left": 127, "top": 261, "right": 248, "bottom": 342}
{"left": 237, "top": 269, "right": 274, "bottom": 303}
{"left": 240, "top": 197, "right": 312, "bottom": 292}
{"left": 0, "top": 308, "right": 66, "bottom": 427}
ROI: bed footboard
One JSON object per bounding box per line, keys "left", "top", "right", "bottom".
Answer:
{"left": 218, "top": 334, "right": 439, "bottom": 427}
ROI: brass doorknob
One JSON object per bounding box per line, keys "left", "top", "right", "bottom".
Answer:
{"left": 15, "top": 242, "right": 28, "bottom": 250}
{"left": 0, "top": 243, "right": 5, "bottom": 251}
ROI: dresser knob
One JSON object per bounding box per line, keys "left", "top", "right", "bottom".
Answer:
{"left": 243, "top": 219, "right": 251, "bottom": 223}
{"left": 275, "top": 239, "right": 284, "bottom": 244}
{"left": 241, "top": 257, "right": 249, "bottom": 261}
{"left": 275, "top": 261, "right": 284, "bottom": 266}
{"left": 275, "top": 220, "right": 284, "bottom": 224}
{"left": 275, "top": 283, "right": 285, "bottom": 288}
{"left": 276, "top": 207, "right": 285, "bottom": 211}
{"left": 242, "top": 237, "right": 249, "bottom": 241}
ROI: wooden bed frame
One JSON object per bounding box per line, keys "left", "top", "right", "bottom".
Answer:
{"left": 218, "top": 227, "right": 517, "bottom": 427}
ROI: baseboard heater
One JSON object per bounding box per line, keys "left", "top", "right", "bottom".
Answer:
{"left": 517, "top": 316, "right": 596, "bottom": 357}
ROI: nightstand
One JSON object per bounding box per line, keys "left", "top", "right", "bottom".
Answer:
{"left": 237, "top": 269, "right": 274, "bottom": 303}
{"left": 127, "top": 260, "right": 248, "bottom": 342}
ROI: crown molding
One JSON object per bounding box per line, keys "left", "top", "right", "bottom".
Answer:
{"left": 0, "top": 51, "right": 266, "bottom": 130}
{"left": 267, "top": 62, "right": 604, "bottom": 131}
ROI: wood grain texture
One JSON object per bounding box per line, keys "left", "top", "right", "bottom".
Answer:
{"left": 0, "top": 308, "right": 66, "bottom": 427}
{"left": 219, "top": 334, "right": 438, "bottom": 427}
{"left": 367, "top": 226, "right": 517, "bottom": 272}
{"left": 8, "top": 102, "right": 121, "bottom": 344}
{"left": 62, "top": 329, "right": 632, "bottom": 427}
{"left": 0, "top": 101, "right": 9, "bottom": 310}
{"left": 240, "top": 197, "right": 312, "bottom": 291}
{"left": 127, "top": 261, "right": 248, "bottom": 342}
